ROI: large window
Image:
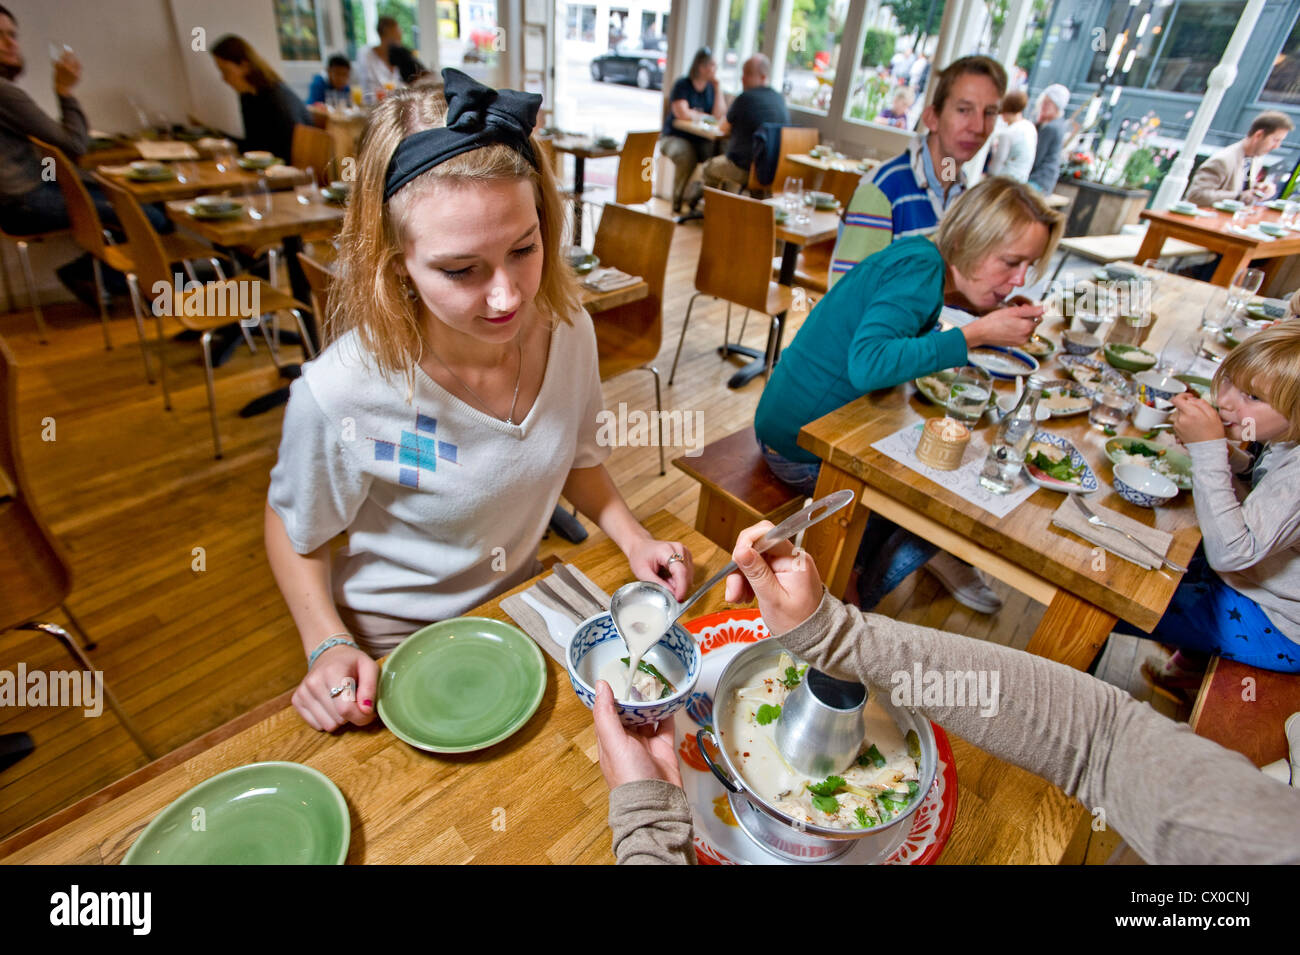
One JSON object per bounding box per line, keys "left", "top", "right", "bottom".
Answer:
{"left": 566, "top": 5, "right": 597, "bottom": 42}
{"left": 720, "top": 0, "right": 770, "bottom": 94}
{"left": 1261, "top": 13, "right": 1300, "bottom": 106}
{"left": 784, "top": 0, "right": 852, "bottom": 113}
{"left": 1086, "top": 0, "right": 1244, "bottom": 95}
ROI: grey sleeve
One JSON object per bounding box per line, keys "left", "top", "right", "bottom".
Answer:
{"left": 777, "top": 591, "right": 1300, "bottom": 864}
{"left": 266, "top": 376, "right": 372, "bottom": 554}
{"left": 0, "top": 84, "right": 88, "bottom": 158}
{"left": 608, "top": 780, "right": 697, "bottom": 865}
{"left": 1028, "top": 123, "right": 1062, "bottom": 192}
{"left": 1186, "top": 440, "right": 1300, "bottom": 572}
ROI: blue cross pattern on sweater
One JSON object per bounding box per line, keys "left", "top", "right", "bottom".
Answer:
{"left": 370, "top": 411, "right": 459, "bottom": 488}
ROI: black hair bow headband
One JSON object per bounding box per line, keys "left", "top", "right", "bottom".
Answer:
{"left": 383, "top": 68, "right": 542, "bottom": 200}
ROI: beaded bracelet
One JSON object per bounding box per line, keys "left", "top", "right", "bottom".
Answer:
{"left": 308, "top": 633, "right": 359, "bottom": 670}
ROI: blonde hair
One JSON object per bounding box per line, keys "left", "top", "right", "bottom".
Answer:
{"left": 1214, "top": 320, "right": 1300, "bottom": 442}
{"left": 934, "top": 175, "right": 1063, "bottom": 278}
{"left": 326, "top": 79, "right": 579, "bottom": 380}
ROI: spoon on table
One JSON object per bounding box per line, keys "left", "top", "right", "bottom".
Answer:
{"left": 609, "top": 489, "right": 856, "bottom": 656}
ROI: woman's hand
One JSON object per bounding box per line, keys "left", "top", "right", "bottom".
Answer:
{"left": 291, "top": 644, "right": 379, "bottom": 732}
{"left": 1172, "top": 392, "right": 1226, "bottom": 444}
{"left": 53, "top": 51, "right": 81, "bottom": 97}
{"left": 962, "top": 302, "right": 1042, "bottom": 349}
{"left": 625, "top": 536, "right": 694, "bottom": 601}
{"left": 723, "top": 522, "right": 824, "bottom": 635}
{"left": 593, "top": 681, "right": 682, "bottom": 789}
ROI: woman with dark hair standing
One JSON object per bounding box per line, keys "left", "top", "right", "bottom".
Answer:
{"left": 211, "top": 34, "right": 311, "bottom": 161}
{"left": 660, "top": 48, "right": 725, "bottom": 212}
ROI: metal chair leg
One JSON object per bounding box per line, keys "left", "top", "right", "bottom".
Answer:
{"left": 669, "top": 292, "right": 703, "bottom": 385}
{"left": 256, "top": 312, "right": 283, "bottom": 366}
{"left": 60, "top": 602, "right": 97, "bottom": 651}
{"left": 16, "top": 240, "right": 48, "bottom": 343}
{"left": 125, "top": 273, "right": 156, "bottom": 385}
{"left": 290, "top": 308, "right": 317, "bottom": 359}
{"left": 765, "top": 313, "right": 782, "bottom": 381}
{"left": 723, "top": 302, "right": 732, "bottom": 348}
{"left": 647, "top": 364, "right": 665, "bottom": 476}
{"left": 737, "top": 309, "right": 751, "bottom": 344}
{"left": 16, "top": 621, "right": 157, "bottom": 761}
{"left": 199, "top": 329, "right": 223, "bottom": 459}
{"left": 151, "top": 286, "right": 171, "bottom": 411}
{"left": 90, "top": 257, "right": 112, "bottom": 350}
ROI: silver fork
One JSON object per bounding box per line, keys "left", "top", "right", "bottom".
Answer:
{"left": 1071, "top": 495, "right": 1187, "bottom": 572}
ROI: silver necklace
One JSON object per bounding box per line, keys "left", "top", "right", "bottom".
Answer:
{"left": 430, "top": 337, "right": 524, "bottom": 425}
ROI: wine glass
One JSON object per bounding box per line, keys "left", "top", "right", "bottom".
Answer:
{"left": 1201, "top": 286, "right": 1233, "bottom": 334}
{"left": 1227, "top": 267, "right": 1265, "bottom": 313}
{"left": 782, "top": 176, "right": 803, "bottom": 213}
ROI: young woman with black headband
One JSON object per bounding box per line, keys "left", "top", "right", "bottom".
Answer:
{"left": 264, "top": 71, "right": 695, "bottom": 732}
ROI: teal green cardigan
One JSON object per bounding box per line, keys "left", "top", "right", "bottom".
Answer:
{"left": 754, "top": 235, "right": 969, "bottom": 464}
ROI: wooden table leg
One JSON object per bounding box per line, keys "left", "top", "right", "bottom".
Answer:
{"left": 1025, "top": 589, "right": 1116, "bottom": 670}
{"left": 802, "top": 465, "right": 869, "bottom": 600}
{"left": 1210, "top": 246, "right": 1253, "bottom": 287}
{"left": 1133, "top": 224, "right": 1170, "bottom": 264}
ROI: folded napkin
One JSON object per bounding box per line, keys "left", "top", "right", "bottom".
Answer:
{"left": 1227, "top": 225, "right": 1276, "bottom": 242}
{"left": 263, "top": 163, "right": 303, "bottom": 178}
{"left": 197, "top": 137, "right": 236, "bottom": 151}
{"left": 501, "top": 563, "right": 611, "bottom": 665}
{"left": 97, "top": 164, "right": 136, "bottom": 176}
{"left": 1051, "top": 497, "right": 1174, "bottom": 570}
{"left": 583, "top": 267, "right": 641, "bottom": 292}
{"left": 133, "top": 140, "right": 199, "bottom": 161}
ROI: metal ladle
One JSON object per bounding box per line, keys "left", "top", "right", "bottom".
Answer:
{"left": 608, "top": 490, "right": 856, "bottom": 654}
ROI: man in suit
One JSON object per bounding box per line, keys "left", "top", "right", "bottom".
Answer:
{"left": 1186, "top": 112, "right": 1294, "bottom": 206}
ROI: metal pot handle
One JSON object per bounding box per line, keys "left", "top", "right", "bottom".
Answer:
{"left": 696, "top": 729, "right": 743, "bottom": 794}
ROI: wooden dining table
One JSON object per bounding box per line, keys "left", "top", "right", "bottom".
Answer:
{"left": 0, "top": 511, "right": 1083, "bottom": 865}
{"left": 94, "top": 160, "right": 311, "bottom": 204}
{"left": 800, "top": 265, "right": 1212, "bottom": 670}
{"left": 1135, "top": 203, "right": 1300, "bottom": 287}
{"left": 788, "top": 152, "right": 879, "bottom": 176}
{"left": 545, "top": 135, "right": 622, "bottom": 244}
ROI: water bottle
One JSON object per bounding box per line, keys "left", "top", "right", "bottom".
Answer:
{"left": 978, "top": 374, "right": 1047, "bottom": 494}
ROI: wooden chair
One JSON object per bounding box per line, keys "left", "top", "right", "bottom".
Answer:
{"left": 0, "top": 221, "right": 70, "bottom": 344}
{"left": 577, "top": 131, "right": 660, "bottom": 237}
{"left": 296, "top": 249, "right": 335, "bottom": 346}
{"left": 30, "top": 137, "right": 225, "bottom": 374}
{"left": 291, "top": 124, "right": 334, "bottom": 185}
{"left": 669, "top": 188, "right": 792, "bottom": 385}
{"left": 590, "top": 203, "right": 675, "bottom": 475}
{"left": 771, "top": 127, "right": 821, "bottom": 193}
{"left": 100, "top": 176, "right": 312, "bottom": 459}
{"left": 0, "top": 335, "right": 156, "bottom": 761}
{"left": 819, "top": 166, "right": 862, "bottom": 208}
{"left": 671, "top": 426, "right": 804, "bottom": 550}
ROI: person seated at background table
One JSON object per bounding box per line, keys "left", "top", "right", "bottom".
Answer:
{"left": 985, "top": 89, "right": 1035, "bottom": 183}
{"left": 833, "top": 56, "right": 1006, "bottom": 276}
{"left": 1184, "top": 111, "right": 1293, "bottom": 207}
{"left": 595, "top": 522, "right": 1300, "bottom": 864}
{"left": 211, "top": 34, "right": 311, "bottom": 163}
{"left": 754, "top": 176, "right": 1057, "bottom": 612}
{"left": 1126, "top": 322, "right": 1300, "bottom": 694}
{"left": 265, "top": 71, "right": 695, "bottom": 733}
{"left": 355, "top": 14, "right": 404, "bottom": 102}
{"left": 874, "top": 84, "right": 915, "bottom": 129}
{"left": 699, "top": 54, "right": 787, "bottom": 197}
{"left": 1026, "top": 83, "right": 1071, "bottom": 194}
{"left": 388, "top": 45, "right": 430, "bottom": 86}
{"left": 307, "top": 54, "right": 352, "bottom": 108}
{"left": 660, "top": 47, "right": 726, "bottom": 213}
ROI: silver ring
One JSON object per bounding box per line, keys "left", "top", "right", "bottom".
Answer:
{"left": 667, "top": 553, "right": 684, "bottom": 565}
{"left": 329, "top": 682, "right": 352, "bottom": 698}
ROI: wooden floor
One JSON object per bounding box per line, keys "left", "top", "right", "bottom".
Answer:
{"left": 0, "top": 202, "right": 1177, "bottom": 852}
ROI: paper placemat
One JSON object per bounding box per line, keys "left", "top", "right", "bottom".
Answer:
{"left": 133, "top": 140, "right": 199, "bottom": 161}
{"left": 939, "top": 305, "right": 976, "bottom": 329}
{"left": 871, "top": 421, "right": 1038, "bottom": 518}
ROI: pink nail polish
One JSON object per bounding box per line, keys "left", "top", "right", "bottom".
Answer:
{"left": 362, "top": 699, "right": 372, "bottom": 708}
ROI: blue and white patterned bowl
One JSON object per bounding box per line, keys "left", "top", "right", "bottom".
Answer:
{"left": 1113, "top": 462, "right": 1178, "bottom": 508}
{"left": 1023, "top": 430, "right": 1099, "bottom": 493}
{"left": 567, "top": 612, "right": 701, "bottom": 727}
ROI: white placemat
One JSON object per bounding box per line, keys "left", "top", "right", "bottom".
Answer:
{"left": 871, "top": 421, "right": 1038, "bottom": 518}
{"left": 939, "top": 305, "right": 976, "bottom": 328}
{"left": 133, "top": 140, "right": 199, "bottom": 161}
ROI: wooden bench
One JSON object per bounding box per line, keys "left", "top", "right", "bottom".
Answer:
{"left": 1048, "top": 232, "right": 1208, "bottom": 282}
{"left": 673, "top": 427, "right": 805, "bottom": 550}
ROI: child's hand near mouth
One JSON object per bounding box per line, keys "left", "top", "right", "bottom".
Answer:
{"left": 1171, "top": 392, "right": 1227, "bottom": 443}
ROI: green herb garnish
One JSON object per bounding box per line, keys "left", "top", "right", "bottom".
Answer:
{"left": 878, "top": 794, "right": 906, "bottom": 814}
{"left": 807, "top": 775, "right": 846, "bottom": 797}
{"left": 1124, "top": 442, "right": 1160, "bottom": 457}
{"left": 619, "top": 657, "right": 677, "bottom": 697}
{"left": 1028, "top": 449, "right": 1084, "bottom": 484}
{"left": 811, "top": 794, "right": 839, "bottom": 814}
{"left": 1103, "top": 426, "right": 1117, "bottom": 437}
{"left": 905, "top": 730, "right": 921, "bottom": 759}
{"left": 907, "top": 780, "right": 920, "bottom": 798}
{"left": 755, "top": 703, "right": 782, "bottom": 725}
{"left": 854, "top": 807, "right": 876, "bottom": 828}
{"left": 778, "top": 665, "right": 803, "bottom": 690}
{"left": 859, "top": 743, "right": 886, "bottom": 768}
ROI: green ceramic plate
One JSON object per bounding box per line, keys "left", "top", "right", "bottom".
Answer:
{"left": 378, "top": 617, "right": 546, "bottom": 753}
{"left": 1245, "top": 301, "right": 1286, "bottom": 321}
{"left": 122, "top": 761, "right": 349, "bottom": 865}
{"left": 237, "top": 155, "right": 283, "bottom": 170}
{"left": 125, "top": 168, "right": 174, "bottom": 182}
{"left": 1103, "top": 342, "right": 1157, "bottom": 371}
{"left": 185, "top": 202, "right": 244, "bottom": 220}
{"left": 1105, "top": 436, "right": 1192, "bottom": 490}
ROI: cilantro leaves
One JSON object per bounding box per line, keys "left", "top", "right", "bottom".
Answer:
{"left": 755, "top": 703, "right": 782, "bottom": 725}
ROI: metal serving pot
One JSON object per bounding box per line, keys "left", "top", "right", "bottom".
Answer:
{"left": 696, "top": 640, "right": 937, "bottom": 863}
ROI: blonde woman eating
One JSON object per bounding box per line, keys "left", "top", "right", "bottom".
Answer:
{"left": 265, "top": 71, "right": 694, "bottom": 732}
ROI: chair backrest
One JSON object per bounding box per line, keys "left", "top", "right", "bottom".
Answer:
{"left": 29, "top": 137, "right": 107, "bottom": 256}
{"left": 296, "top": 250, "right": 335, "bottom": 327}
{"left": 291, "top": 124, "right": 333, "bottom": 185}
{"left": 590, "top": 203, "right": 674, "bottom": 372}
{"left": 819, "top": 166, "right": 862, "bottom": 208}
{"left": 772, "top": 127, "right": 821, "bottom": 190}
{"left": 746, "top": 160, "right": 764, "bottom": 195}
{"left": 696, "top": 188, "right": 775, "bottom": 314}
{"left": 98, "top": 175, "right": 173, "bottom": 294}
{"left": 614, "top": 131, "right": 659, "bottom": 205}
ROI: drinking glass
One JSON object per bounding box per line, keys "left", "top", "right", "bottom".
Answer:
{"left": 295, "top": 166, "right": 317, "bottom": 204}
{"left": 782, "top": 176, "right": 803, "bottom": 213}
{"left": 1156, "top": 335, "right": 1197, "bottom": 375}
{"left": 1200, "top": 286, "right": 1233, "bottom": 334}
{"left": 944, "top": 365, "right": 994, "bottom": 425}
{"left": 174, "top": 161, "right": 197, "bottom": 185}
{"left": 1281, "top": 202, "right": 1299, "bottom": 229}
{"left": 1089, "top": 372, "right": 1134, "bottom": 430}
{"left": 1227, "top": 267, "right": 1265, "bottom": 314}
